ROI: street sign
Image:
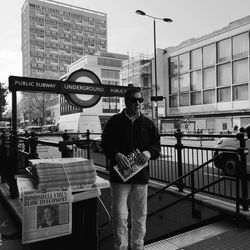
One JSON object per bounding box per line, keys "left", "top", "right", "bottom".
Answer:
{"left": 9, "top": 70, "right": 131, "bottom": 108}
{"left": 151, "top": 96, "right": 164, "bottom": 101}
{"left": 64, "top": 69, "right": 102, "bottom": 108}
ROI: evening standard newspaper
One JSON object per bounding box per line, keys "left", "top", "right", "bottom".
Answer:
{"left": 114, "top": 149, "right": 148, "bottom": 182}
{"left": 22, "top": 189, "right": 72, "bottom": 244}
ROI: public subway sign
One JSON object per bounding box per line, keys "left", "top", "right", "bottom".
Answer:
{"left": 9, "top": 69, "right": 130, "bottom": 108}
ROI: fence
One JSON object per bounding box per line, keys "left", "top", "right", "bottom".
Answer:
{"left": 0, "top": 129, "right": 249, "bottom": 210}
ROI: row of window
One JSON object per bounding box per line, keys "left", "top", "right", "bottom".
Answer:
{"left": 101, "top": 70, "right": 120, "bottom": 79}
{"left": 170, "top": 58, "right": 248, "bottom": 94}
{"left": 30, "top": 13, "right": 106, "bottom": 32}
{"left": 30, "top": 3, "right": 106, "bottom": 25}
{"left": 98, "top": 58, "right": 123, "bottom": 68}
{"left": 170, "top": 84, "right": 248, "bottom": 107}
{"left": 169, "top": 32, "right": 249, "bottom": 75}
{"left": 60, "top": 98, "right": 119, "bottom": 115}
{"left": 169, "top": 31, "right": 250, "bottom": 107}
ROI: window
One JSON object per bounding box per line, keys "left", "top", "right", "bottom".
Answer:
{"left": 169, "top": 95, "right": 178, "bottom": 107}
{"left": 222, "top": 123, "right": 228, "bottom": 130}
{"left": 233, "top": 84, "right": 248, "bottom": 101}
{"left": 218, "top": 63, "right": 231, "bottom": 86}
{"left": 101, "top": 69, "right": 120, "bottom": 79}
{"left": 203, "top": 44, "right": 216, "bottom": 67}
{"left": 233, "top": 32, "right": 248, "bottom": 59}
{"left": 98, "top": 58, "right": 122, "bottom": 67}
{"left": 203, "top": 67, "right": 215, "bottom": 89}
{"left": 191, "top": 48, "right": 202, "bottom": 70}
{"left": 191, "top": 70, "right": 201, "bottom": 90}
{"left": 217, "top": 87, "right": 231, "bottom": 102}
{"left": 191, "top": 91, "right": 201, "bottom": 105}
{"left": 179, "top": 53, "right": 189, "bottom": 73}
{"left": 217, "top": 38, "right": 231, "bottom": 63}
{"left": 179, "top": 93, "right": 189, "bottom": 106}
{"left": 179, "top": 73, "right": 189, "bottom": 92}
{"left": 233, "top": 59, "right": 248, "bottom": 84}
{"left": 169, "top": 57, "right": 178, "bottom": 75}
{"left": 170, "top": 76, "right": 178, "bottom": 94}
{"left": 203, "top": 90, "right": 215, "bottom": 104}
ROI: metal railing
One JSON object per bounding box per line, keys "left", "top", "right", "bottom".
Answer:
{"left": 0, "top": 129, "right": 249, "bottom": 211}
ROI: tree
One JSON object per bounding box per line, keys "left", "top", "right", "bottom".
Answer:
{"left": 18, "top": 92, "right": 57, "bottom": 126}
{"left": 0, "top": 82, "right": 8, "bottom": 118}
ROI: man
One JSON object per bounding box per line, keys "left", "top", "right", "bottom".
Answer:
{"left": 101, "top": 87, "right": 160, "bottom": 250}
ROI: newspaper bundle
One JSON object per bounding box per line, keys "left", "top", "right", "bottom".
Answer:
{"left": 22, "top": 189, "right": 72, "bottom": 244}
{"left": 28, "top": 158, "right": 96, "bottom": 190}
{"left": 17, "top": 176, "right": 110, "bottom": 201}
{"left": 114, "top": 149, "right": 148, "bottom": 182}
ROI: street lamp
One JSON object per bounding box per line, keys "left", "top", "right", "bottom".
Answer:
{"left": 135, "top": 10, "right": 172, "bottom": 130}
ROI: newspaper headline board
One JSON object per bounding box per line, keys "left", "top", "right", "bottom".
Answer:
{"left": 22, "top": 189, "right": 72, "bottom": 244}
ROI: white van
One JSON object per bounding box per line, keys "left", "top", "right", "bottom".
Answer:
{"left": 56, "top": 113, "right": 102, "bottom": 139}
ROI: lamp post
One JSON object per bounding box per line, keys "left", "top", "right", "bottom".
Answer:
{"left": 135, "top": 10, "right": 172, "bottom": 130}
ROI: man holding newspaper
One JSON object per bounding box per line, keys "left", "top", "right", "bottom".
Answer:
{"left": 102, "top": 87, "right": 160, "bottom": 250}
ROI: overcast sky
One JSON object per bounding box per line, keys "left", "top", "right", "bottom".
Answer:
{"left": 1, "top": 0, "right": 250, "bottom": 103}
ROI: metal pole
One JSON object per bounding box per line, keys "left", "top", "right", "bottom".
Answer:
{"left": 153, "top": 18, "right": 158, "bottom": 130}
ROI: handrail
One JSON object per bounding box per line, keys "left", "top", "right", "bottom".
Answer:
{"left": 148, "top": 176, "right": 227, "bottom": 219}
{"left": 147, "top": 153, "right": 241, "bottom": 226}
{"left": 148, "top": 153, "right": 221, "bottom": 199}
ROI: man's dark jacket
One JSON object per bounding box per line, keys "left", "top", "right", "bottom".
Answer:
{"left": 101, "top": 109, "right": 161, "bottom": 184}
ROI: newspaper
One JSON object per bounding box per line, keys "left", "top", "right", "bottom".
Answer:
{"left": 17, "top": 175, "right": 109, "bottom": 197}
{"left": 114, "top": 149, "right": 148, "bottom": 182}
{"left": 22, "top": 189, "right": 72, "bottom": 244}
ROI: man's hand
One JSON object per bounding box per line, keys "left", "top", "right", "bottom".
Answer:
{"left": 115, "top": 152, "right": 130, "bottom": 169}
{"left": 136, "top": 151, "right": 150, "bottom": 166}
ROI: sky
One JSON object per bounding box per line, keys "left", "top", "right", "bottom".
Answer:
{"left": 1, "top": 0, "right": 250, "bottom": 105}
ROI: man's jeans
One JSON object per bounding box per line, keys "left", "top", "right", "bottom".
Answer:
{"left": 110, "top": 183, "right": 148, "bottom": 250}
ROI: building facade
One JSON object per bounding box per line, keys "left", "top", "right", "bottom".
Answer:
{"left": 60, "top": 51, "right": 129, "bottom": 128}
{"left": 162, "top": 15, "right": 250, "bottom": 133}
{"left": 21, "top": 0, "right": 107, "bottom": 79}
{"left": 120, "top": 50, "right": 166, "bottom": 123}
{"left": 21, "top": 0, "right": 107, "bottom": 126}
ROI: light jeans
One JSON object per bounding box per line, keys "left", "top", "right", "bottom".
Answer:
{"left": 110, "top": 183, "right": 148, "bottom": 250}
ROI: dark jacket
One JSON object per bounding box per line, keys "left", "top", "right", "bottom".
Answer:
{"left": 101, "top": 109, "right": 161, "bottom": 184}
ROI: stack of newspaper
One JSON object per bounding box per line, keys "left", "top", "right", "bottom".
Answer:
{"left": 27, "top": 158, "right": 96, "bottom": 190}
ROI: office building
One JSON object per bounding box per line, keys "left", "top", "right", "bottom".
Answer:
{"left": 21, "top": 0, "right": 107, "bottom": 79}
{"left": 162, "top": 15, "right": 250, "bottom": 133}
{"left": 20, "top": 0, "right": 107, "bottom": 125}
{"left": 121, "top": 54, "right": 153, "bottom": 119}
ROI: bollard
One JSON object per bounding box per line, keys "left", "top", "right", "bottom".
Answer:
{"left": 86, "top": 129, "right": 90, "bottom": 159}
{"left": 29, "top": 132, "right": 38, "bottom": 159}
{"left": 175, "top": 128, "right": 184, "bottom": 192}
{"left": 237, "top": 131, "right": 248, "bottom": 211}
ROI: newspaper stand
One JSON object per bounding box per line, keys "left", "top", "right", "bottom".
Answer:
{"left": 17, "top": 157, "right": 110, "bottom": 250}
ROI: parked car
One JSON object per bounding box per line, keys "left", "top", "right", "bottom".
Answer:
{"left": 214, "top": 126, "right": 250, "bottom": 176}
{"left": 26, "top": 126, "right": 42, "bottom": 134}
{"left": 41, "top": 125, "right": 57, "bottom": 133}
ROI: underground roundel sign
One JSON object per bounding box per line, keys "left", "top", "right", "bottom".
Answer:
{"left": 64, "top": 69, "right": 102, "bottom": 108}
